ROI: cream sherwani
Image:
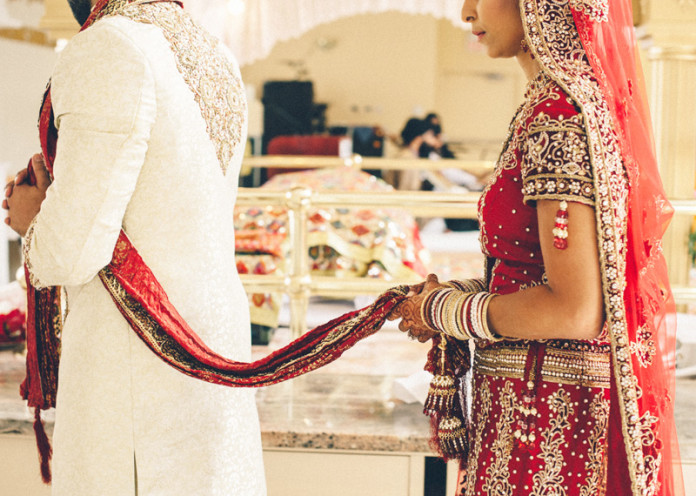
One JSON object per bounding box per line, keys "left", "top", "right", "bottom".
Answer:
{"left": 23, "top": 6, "right": 266, "bottom": 495}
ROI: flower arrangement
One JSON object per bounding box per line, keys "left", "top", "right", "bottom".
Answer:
{"left": 0, "top": 281, "right": 26, "bottom": 350}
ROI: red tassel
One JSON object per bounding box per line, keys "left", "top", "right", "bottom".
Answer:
{"left": 33, "top": 408, "right": 52, "bottom": 484}
{"left": 553, "top": 201, "right": 569, "bottom": 250}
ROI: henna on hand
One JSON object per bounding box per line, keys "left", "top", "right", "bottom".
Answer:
{"left": 390, "top": 274, "right": 449, "bottom": 343}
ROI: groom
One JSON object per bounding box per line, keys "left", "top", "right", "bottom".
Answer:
{"left": 3, "top": 0, "right": 267, "bottom": 494}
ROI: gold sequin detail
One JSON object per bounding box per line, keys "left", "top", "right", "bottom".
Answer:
{"left": 531, "top": 388, "right": 574, "bottom": 495}
{"left": 522, "top": 112, "right": 595, "bottom": 205}
{"left": 481, "top": 381, "right": 516, "bottom": 495}
{"left": 523, "top": 0, "right": 652, "bottom": 490}
{"left": 22, "top": 215, "right": 44, "bottom": 289}
{"left": 579, "top": 393, "right": 610, "bottom": 496}
{"left": 569, "top": 0, "right": 609, "bottom": 22}
{"left": 110, "top": 1, "right": 246, "bottom": 175}
{"left": 463, "top": 377, "right": 493, "bottom": 496}
{"left": 475, "top": 341, "right": 611, "bottom": 388}
{"left": 478, "top": 72, "right": 593, "bottom": 257}
{"left": 631, "top": 324, "right": 657, "bottom": 367}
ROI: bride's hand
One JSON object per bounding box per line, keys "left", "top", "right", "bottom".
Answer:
{"left": 388, "top": 274, "right": 444, "bottom": 342}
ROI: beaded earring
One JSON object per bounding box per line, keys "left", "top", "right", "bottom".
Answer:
{"left": 520, "top": 39, "right": 535, "bottom": 60}
{"left": 553, "top": 201, "right": 569, "bottom": 250}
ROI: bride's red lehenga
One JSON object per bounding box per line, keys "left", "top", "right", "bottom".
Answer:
{"left": 455, "top": 1, "right": 684, "bottom": 495}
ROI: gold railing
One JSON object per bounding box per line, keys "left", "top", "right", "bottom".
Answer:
{"left": 237, "top": 156, "right": 490, "bottom": 336}
{"left": 236, "top": 156, "right": 696, "bottom": 336}
{"left": 243, "top": 155, "right": 495, "bottom": 177}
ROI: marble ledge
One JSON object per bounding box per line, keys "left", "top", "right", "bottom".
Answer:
{"left": 0, "top": 343, "right": 435, "bottom": 454}
{"left": 5, "top": 329, "right": 696, "bottom": 461}
{"left": 261, "top": 431, "right": 430, "bottom": 453}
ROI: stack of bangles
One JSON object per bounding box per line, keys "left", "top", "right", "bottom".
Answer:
{"left": 420, "top": 279, "right": 501, "bottom": 341}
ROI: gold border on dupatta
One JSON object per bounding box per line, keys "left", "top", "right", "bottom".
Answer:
{"left": 520, "top": 1, "right": 652, "bottom": 494}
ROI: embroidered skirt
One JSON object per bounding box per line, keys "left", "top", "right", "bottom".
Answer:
{"left": 457, "top": 340, "right": 611, "bottom": 495}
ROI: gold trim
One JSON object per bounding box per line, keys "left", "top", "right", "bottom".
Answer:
{"left": 463, "top": 377, "right": 493, "bottom": 496}
{"left": 475, "top": 341, "right": 612, "bottom": 389}
{"left": 521, "top": 0, "right": 647, "bottom": 492}
{"left": 22, "top": 216, "right": 45, "bottom": 289}
{"left": 481, "top": 381, "right": 516, "bottom": 494}
{"left": 531, "top": 389, "right": 574, "bottom": 495}
{"left": 99, "top": 265, "right": 408, "bottom": 384}
{"left": 108, "top": 1, "right": 246, "bottom": 175}
{"left": 569, "top": 0, "right": 609, "bottom": 22}
{"left": 580, "top": 393, "right": 610, "bottom": 496}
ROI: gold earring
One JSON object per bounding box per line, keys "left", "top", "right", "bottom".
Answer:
{"left": 521, "top": 39, "right": 535, "bottom": 59}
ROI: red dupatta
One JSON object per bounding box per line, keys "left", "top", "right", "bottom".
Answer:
{"left": 22, "top": 0, "right": 408, "bottom": 483}
{"left": 521, "top": 0, "right": 682, "bottom": 494}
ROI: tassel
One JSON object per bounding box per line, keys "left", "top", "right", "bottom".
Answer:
{"left": 423, "top": 335, "right": 468, "bottom": 461}
{"left": 33, "top": 408, "right": 52, "bottom": 484}
{"left": 553, "top": 200, "right": 569, "bottom": 250}
{"left": 437, "top": 415, "right": 468, "bottom": 457}
{"left": 423, "top": 373, "right": 456, "bottom": 416}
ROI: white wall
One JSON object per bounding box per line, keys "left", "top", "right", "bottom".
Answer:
{"left": 2, "top": 10, "right": 526, "bottom": 166}
{"left": 241, "top": 12, "right": 440, "bottom": 137}
{"left": 0, "top": 38, "right": 57, "bottom": 175}
{"left": 241, "top": 12, "right": 524, "bottom": 145}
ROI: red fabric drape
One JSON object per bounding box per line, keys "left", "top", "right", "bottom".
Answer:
{"left": 574, "top": 4, "right": 682, "bottom": 493}
{"left": 520, "top": 0, "right": 681, "bottom": 493}
{"left": 540, "top": 0, "right": 681, "bottom": 493}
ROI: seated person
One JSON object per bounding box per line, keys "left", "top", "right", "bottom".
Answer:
{"left": 385, "top": 117, "right": 440, "bottom": 190}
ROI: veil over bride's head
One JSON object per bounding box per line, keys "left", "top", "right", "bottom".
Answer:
{"left": 519, "top": 1, "right": 682, "bottom": 494}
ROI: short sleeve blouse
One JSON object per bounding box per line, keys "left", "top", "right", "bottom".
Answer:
{"left": 478, "top": 73, "right": 595, "bottom": 296}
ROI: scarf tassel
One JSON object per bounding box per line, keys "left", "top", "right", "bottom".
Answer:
{"left": 33, "top": 408, "right": 52, "bottom": 484}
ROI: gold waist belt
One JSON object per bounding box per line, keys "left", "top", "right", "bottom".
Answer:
{"left": 474, "top": 341, "right": 611, "bottom": 389}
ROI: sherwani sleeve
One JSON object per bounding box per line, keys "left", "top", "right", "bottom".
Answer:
{"left": 24, "top": 22, "right": 156, "bottom": 289}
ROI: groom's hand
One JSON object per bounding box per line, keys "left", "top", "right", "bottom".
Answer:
{"left": 4, "top": 153, "right": 52, "bottom": 237}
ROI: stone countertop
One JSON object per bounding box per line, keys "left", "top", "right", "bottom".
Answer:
{"left": 0, "top": 326, "right": 437, "bottom": 454}
{"left": 4, "top": 324, "right": 696, "bottom": 460}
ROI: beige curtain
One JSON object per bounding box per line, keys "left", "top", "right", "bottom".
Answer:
{"left": 186, "top": 0, "right": 467, "bottom": 66}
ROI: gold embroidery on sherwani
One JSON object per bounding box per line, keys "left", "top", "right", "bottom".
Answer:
{"left": 482, "top": 381, "right": 517, "bottom": 495}
{"left": 580, "top": 393, "right": 610, "bottom": 496}
{"left": 522, "top": 0, "right": 651, "bottom": 491}
{"left": 22, "top": 216, "right": 44, "bottom": 289}
{"left": 111, "top": 2, "right": 246, "bottom": 175}
{"left": 531, "top": 388, "right": 574, "bottom": 496}
{"left": 92, "top": 0, "right": 132, "bottom": 21}
{"left": 464, "top": 377, "right": 493, "bottom": 496}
